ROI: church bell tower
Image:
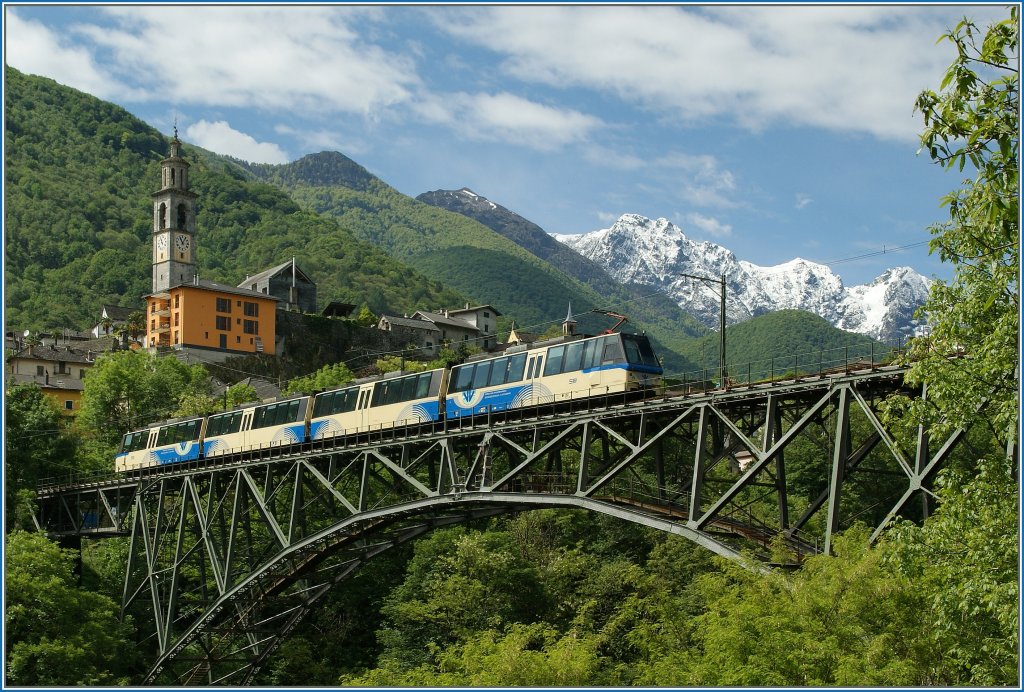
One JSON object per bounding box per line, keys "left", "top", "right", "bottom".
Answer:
{"left": 152, "top": 129, "right": 197, "bottom": 292}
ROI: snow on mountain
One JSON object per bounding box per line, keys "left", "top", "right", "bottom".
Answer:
{"left": 554, "top": 214, "right": 932, "bottom": 341}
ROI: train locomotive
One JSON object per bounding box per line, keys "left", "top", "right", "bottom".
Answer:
{"left": 115, "top": 331, "right": 663, "bottom": 473}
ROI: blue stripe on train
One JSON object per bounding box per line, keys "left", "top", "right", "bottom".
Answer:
{"left": 150, "top": 442, "right": 201, "bottom": 465}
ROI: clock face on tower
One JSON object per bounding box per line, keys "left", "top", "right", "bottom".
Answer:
{"left": 156, "top": 234, "right": 168, "bottom": 251}
{"left": 175, "top": 234, "right": 191, "bottom": 254}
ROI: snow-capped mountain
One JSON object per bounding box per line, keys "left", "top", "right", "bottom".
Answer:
{"left": 554, "top": 214, "right": 932, "bottom": 341}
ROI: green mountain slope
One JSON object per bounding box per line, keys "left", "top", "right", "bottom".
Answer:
{"left": 4, "top": 67, "right": 466, "bottom": 333}
{"left": 240, "top": 153, "right": 704, "bottom": 370}
{"left": 6, "top": 67, "right": 878, "bottom": 379}
{"left": 675, "top": 309, "right": 883, "bottom": 380}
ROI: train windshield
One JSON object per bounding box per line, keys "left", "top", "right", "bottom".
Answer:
{"left": 620, "top": 333, "right": 661, "bottom": 370}
{"left": 119, "top": 429, "right": 150, "bottom": 454}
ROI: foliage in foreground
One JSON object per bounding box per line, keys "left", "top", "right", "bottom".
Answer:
{"left": 4, "top": 531, "right": 137, "bottom": 686}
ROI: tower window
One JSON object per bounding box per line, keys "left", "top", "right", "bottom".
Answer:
{"left": 171, "top": 169, "right": 175, "bottom": 185}
{"left": 159, "top": 203, "right": 167, "bottom": 229}
{"left": 177, "top": 203, "right": 187, "bottom": 229}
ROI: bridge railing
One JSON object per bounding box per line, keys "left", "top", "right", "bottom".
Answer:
{"left": 663, "top": 336, "right": 910, "bottom": 394}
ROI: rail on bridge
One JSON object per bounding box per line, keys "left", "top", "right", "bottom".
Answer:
{"left": 35, "top": 351, "right": 970, "bottom": 686}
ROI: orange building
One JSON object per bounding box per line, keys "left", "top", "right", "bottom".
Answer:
{"left": 146, "top": 280, "right": 278, "bottom": 355}
{"left": 144, "top": 133, "right": 278, "bottom": 357}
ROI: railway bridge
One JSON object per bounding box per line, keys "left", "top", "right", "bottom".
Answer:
{"left": 35, "top": 355, "right": 968, "bottom": 686}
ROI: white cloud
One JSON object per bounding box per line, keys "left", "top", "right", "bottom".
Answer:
{"left": 5, "top": 9, "right": 144, "bottom": 101}
{"left": 417, "top": 91, "right": 602, "bottom": 151}
{"left": 656, "top": 153, "right": 738, "bottom": 208}
{"left": 185, "top": 120, "right": 289, "bottom": 164}
{"left": 685, "top": 212, "right": 732, "bottom": 238}
{"left": 274, "top": 124, "right": 367, "bottom": 156}
{"left": 73, "top": 6, "right": 417, "bottom": 116}
{"left": 436, "top": 5, "right": 1004, "bottom": 141}
{"left": 795, "top": 193, "right": 813, "bottom": 209}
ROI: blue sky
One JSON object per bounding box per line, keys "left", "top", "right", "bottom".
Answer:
{"left": 6, "top": 3, "right": 1007, "bottom": 286}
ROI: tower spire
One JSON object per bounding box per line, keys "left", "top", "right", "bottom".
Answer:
{"left": 562, "top": 302, "right": 577, "bottom": 336}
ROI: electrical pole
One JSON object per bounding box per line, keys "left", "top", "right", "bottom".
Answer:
{"left": 679, "top": 272, "right": 728, "bottom": 387}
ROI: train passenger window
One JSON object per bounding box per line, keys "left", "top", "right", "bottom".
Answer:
{"left": 507, "top": 354, "right": 526, "bottom": 383}
{"left": 472, "top": 361, "right": 492, "bottom": 389}
{"left": 400, "top": 375, "right": 418, "bottom": 402}
{"left": 453, "top": 365, "right": 474, "bottom": 393}
{"left": 415, "top": 372, "right": 433, "bottom": 399}
{"left": 488, "top": 357, "right": 509, "bottom": 387}
{"left": 583, "top": 338, "right": 601, "bottom": 370}
{"left": 544, "top": 346, "right": 565, "bottom": 376}
{"left": 564, "top": 342, "right": 585, "bottom": 373}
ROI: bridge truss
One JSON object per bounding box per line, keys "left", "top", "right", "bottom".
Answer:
{"left": 35, "top": 364, "right": 968, "bottom": 685}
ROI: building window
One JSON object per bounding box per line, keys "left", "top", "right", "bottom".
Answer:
{"left": 57, "top": 361, "right": 68, "bottom": 375}
{"left": 236, "top": 336, "right": 241, "bottom": 343}
{"left": 216, "top": 316, "right": 231, "bottom": 331}
{"left": 151, "top": 304, "right": 156, "bottom": 314}
{"left": 65, "top": 400, "right": 74, "bottom": 410}
{"left": 174, "top": 332, "right": 179, "bottom": 345}
{"left": 484, "top": 311, "right": 490, "bottom": 318}
{"left": 216, "top": 297, "right": 231, "bottom": 313}
{"left": 36, "top": 365, "right": 44, "bottom": 376}
{"left": 151, "top": 319, "right": 156, "bottom": 330}
{"left": 175, "top": 295, "right": 180, "bottom": 308}
{"left": 79, "top": 369, "right": 85, "bottom": 379}
{"left": 174, "top": 313, "right": 180, "bottom": 326}
{"left": 243, "top": 320, "right": 259, "bottom": 335}
{"left": 243, "top": 302, "right": 259, "bottom": 317}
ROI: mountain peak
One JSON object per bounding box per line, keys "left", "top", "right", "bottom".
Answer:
{"left": 273, "top": 151, "right": 377, "bottom": 190}
{"left": 557, "top": 213, "right": 932, "bottom": 341}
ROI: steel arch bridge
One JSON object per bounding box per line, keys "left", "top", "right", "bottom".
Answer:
{"left": 35, "top": 363, "right": 969, "bottom": 685}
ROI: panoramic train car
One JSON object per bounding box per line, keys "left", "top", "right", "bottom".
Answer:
{"left": 115, "top": 416, "right": 205, "bottom": 472}
{"left": 445, "top": 332, "right": 662, "bottom": 419}
{"left": 310, "top": 368, "right": 447, "bottom": 440}
{"left": 203, "top": 396, "right": 310, "bottom": 458}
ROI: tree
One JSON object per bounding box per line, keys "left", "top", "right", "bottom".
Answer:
{"left": 903, "top": 8, "right": 1019, "bottom": 445}
{"left": 4, "top": 383, "right": 78, "bottom": 529}
{"left": 225, "top": 381, "right": 260, "bottom": 408}
{"left": 77, "top": 350, "right": 211, "bottom": 450}
{"left": 881, "top": 9, "right": 1020, "bottom": 687}
{"left": 283, "top": 361, "right": 355, "bottom": 395}
{"left": 5, "top": 531, "right": 137, "bottom": 685}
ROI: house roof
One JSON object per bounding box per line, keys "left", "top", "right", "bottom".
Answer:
{"left": 323, "top": 301, "right": 357, "bottom": 318}
{"left": 212, "top": 376, "right": 282, "bottom": 402}
{"left": 100, "top": 304, "right": 140, "bottom": 321}
{"left": 240, "top": 260, "right": 315, "bottom": 288}
{"left": 380, "top": 315, "right": 442, "bottom": 332}
{"left": 412, "top": 311, "right": 478, "bottom": 331}
{"left": 147, "top": 279, "right": 281, "bottom": 301}
{"left": 448, "top": 304, "right": 502, "bottom": 317}
{"left": 7, "top": 372, "right": 86, "bottom": 391}
{"left": 8, "top": 337, "right": 121, "bottom": 364}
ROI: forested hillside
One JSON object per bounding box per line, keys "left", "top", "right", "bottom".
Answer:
{"left": 4, "top": 67, "right": 466, "bottom": 332}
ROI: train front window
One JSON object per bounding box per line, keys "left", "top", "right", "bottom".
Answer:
{"left": 621, "top": 334, "right": 660, "bottom": 368}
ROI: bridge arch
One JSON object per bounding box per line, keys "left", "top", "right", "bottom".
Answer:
{"left": 36, "top": 365, "right": 969, "bottom": 685}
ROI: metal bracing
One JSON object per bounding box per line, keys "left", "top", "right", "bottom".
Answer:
{"left": 33, "top": 365, "right": 974, "bottom": 685}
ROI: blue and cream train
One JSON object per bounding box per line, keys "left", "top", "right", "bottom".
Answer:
{"left": 115, "top": 331, "right": 663, "bottom": 472}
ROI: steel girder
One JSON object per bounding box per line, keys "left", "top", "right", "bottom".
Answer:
{"left": 33, "top": 365, "right": 970, "bottom": 685}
